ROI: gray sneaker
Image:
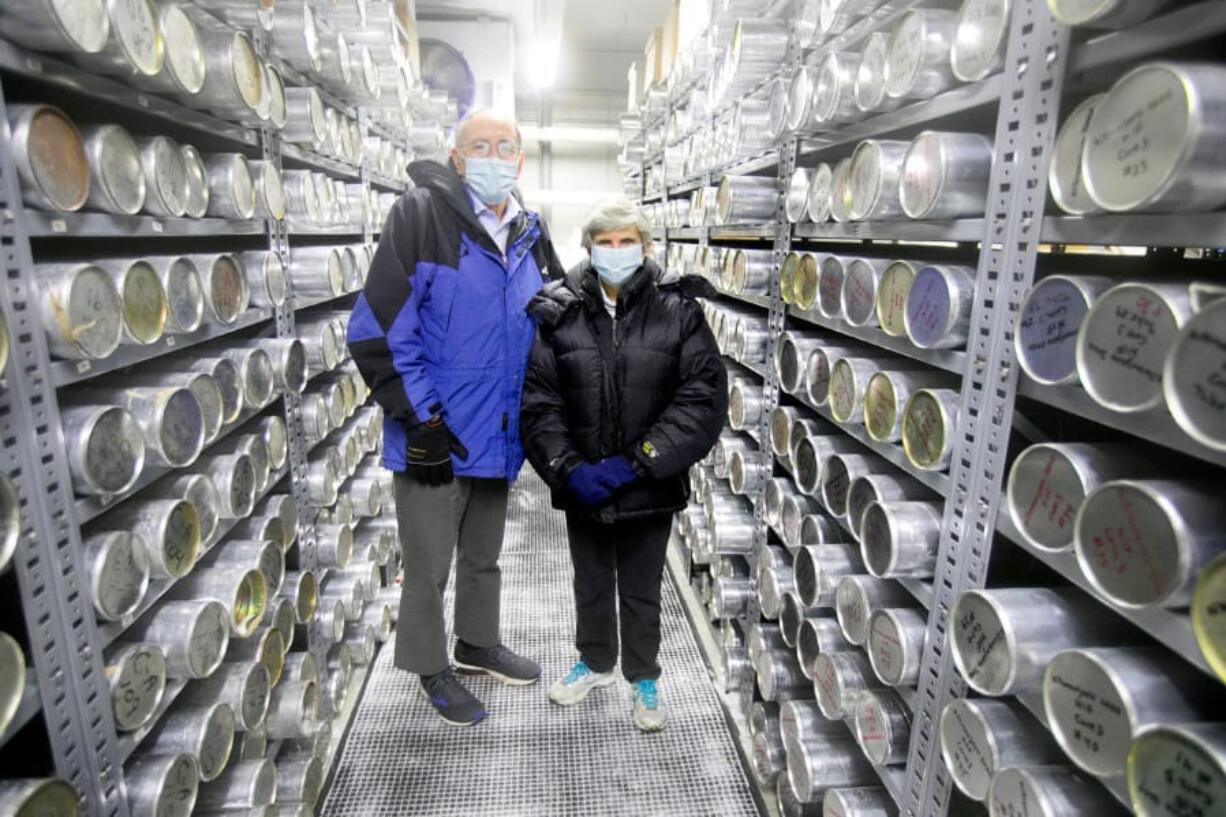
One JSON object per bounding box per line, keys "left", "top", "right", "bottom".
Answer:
{"left": 420, "top": 669, "right": 486, "bottom": 727}
{"left": 548, "top": 660, "right": 617, "bottom": 706}
{"left": 632, "top": 679, "right": 667, "bottom": 732}
{"left": 454, "top": 642, "right": 541, "bottom": 686}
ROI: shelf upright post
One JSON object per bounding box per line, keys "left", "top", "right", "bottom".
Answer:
{"left": 254, "top": 26, "right": 331, "bottom": 708}
{"left": 0, "top": 76, "right": 131, "bottom": 817}
{"left": 901, "top": 1, "right": 1071, "bottom": 815}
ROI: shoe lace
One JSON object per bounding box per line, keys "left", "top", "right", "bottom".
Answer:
{"left": 634, "top": 679, "right": 658, "bottom": 709}
{"left": 563, "top": 661, "right": 591, "bottom": 685}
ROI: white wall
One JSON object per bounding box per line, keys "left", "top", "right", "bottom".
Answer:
{"left": 521, "top": 142, "right": 626, "bottom": 271}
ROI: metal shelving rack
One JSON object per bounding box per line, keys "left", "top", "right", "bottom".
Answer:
{"left": 0, "top": 2, "right": 422, "bottom": 811}
{"left": 636, "top": 2, "right": 1226, "bottom": 816}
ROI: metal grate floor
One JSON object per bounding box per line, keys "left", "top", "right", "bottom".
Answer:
{"left": 320, "top": 470, "right": 759, "bottom": 817}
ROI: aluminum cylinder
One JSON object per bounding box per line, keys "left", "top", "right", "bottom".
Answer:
{"left": 208, "top": 537, "right": 284, "bottom": 600}
{"left": 181, "top": 661, "right": 270, "bottom": 733}
{"left": 265, "top": 679, "right": 319, "bottom": 739}
{"left": 0, "top": 778, "right": 80, "bottom": 815}
{"left": 290, "top": 247, "right": 345, "bottom": 298}
{"left": 209, "top": 435, "right": 269, "bottom": 496}
{"left": 124, "top": 752, "right": 198, "bottom": 817}
{"left": 752, "top": 726, "right": 786, "bottom": 787}
{"left": 284, "top": 87, "right": 327, "bottom": 148}
{"left": 787, "top": 735, "right": 876, "bottom": 803}
{"left": 786, "top": 168, "right": 812, "bottom": 223}
{"left": 133, "top": 136, "right": 189, "bottom": 218}
{"left": 140, "top": 256, "right": 205, "bottom": 335}
{"left": 717, "top": 175, "right": 779, "bottom": 226}
{"left": 747, "top": 621, "right": 786, "bottom": 668}
{"left": 780, "top": 592, "right": 824, "bottom": 651}
{"left": 146, "top": 473, "right": 220, "bottom": 544}
{"left": 796, "top": 616, "right": 853, "bottom": 680}
{"left": 143, "top": 701, "right": 235, "bottom": 781}
{"left": 180, "top": 145, "right": 208, "bottom": 219}
{"left": 904, "top": 264, "right": 975, "bottom": 349}
{"left": 1126, "top": 723, "right": 1226, "bottom": 817}
{"left": 778, "top": 336, "right": 826, "bottom": 396}
{"left": 1076, "top": 281, "right": 1191, "bottom": 412}
{"left": 885, "top": 9, "right": 957, "bottom": 101}
{"left": 229, "top": 628, "right": 284, "bottom": 686}
{"left": 793, "top": 434, "right": 859, "bottom": 497}
{"left": 169, "top": 567, "right": 266, "bottom": 638}
{"left": 1006, "top": 442, "right": 1142, "bottom": 553}
{"left": 0, "top": 477, "right": 16, "bottom": 576}
{"left": 1164, "top": 296, "right": 1226, "bottom": 451}
{"left": 99, "top": 498, "right": 201, "bottom": 579}
{"left": 815, "top": 52, "right": 859, "bottom": 126}
{"left": 257, "top": 415, "right": 288, "bottom": 472}
{"left": 951, "top": 0, "right": 1010, "bottom": 81}
{"left": 84, "top": 531, "right": 150, "bottom": 620}
{"left": 823, "top": 787, "right": 894, "bottom": 817}
{"left": 5, "top": 104, "right": 90, "bottom": 213}
{"left": 710, "top": 575, "right": 753, "bottom": 620}
{"left": 1049, "top": 94, "right": 1107, "bottom": 216}
{"left": 249, "top": 160, "right": 286, "bottom": 221}
{"left": 1075, "top": 479, "right": 1224, "bottom": 608}
{"left": 1083, "top": 62, "right": 1226, "bottom": 213}
{"left": 794, "top": 544, "right": 864, "bottom": 609}
{"left": 835, "top": 575, "right": 913, "bottom": 646}
{"left": 781, "top": 699, "right": 847, "bottom": 751}
{"left": 196, "top": 758, "right": 276, "bottom": 810}
{"left": 853, "top": 689, "right": 911, "bottom": 765}
{"left": 194, "top": 28, "right": 262, "bottom": 116}
{"left": 189, "top": 253, "right": 251, "bottom": 325}
{"left": 729, "top": 381, "right": 764, "bottom": 432}
{"left": 863, "top": 369, "right": 949, "bottom": 444}
{"left": 265, "top": 597, "right": 297, "bottom": 654}
{"left": 1194, "top": 553, "right": 1226, "bottom": 686}
{"left": 1015, "top": 274, "right": 1112, "bottom": 386}
{"left": 0, "top": 0, "right": 109, "bottom": 54}
{"left": 875, "top": 260, "right": 917, "bottom": 338}
{"left": 866, "top": 607, "right": 926, "bottom": 687}
{"left": 821, "top": 453, "right": 889, "bottom": 521}
{"left": 276, "top": 755, "right": 324, "bottom": 806}
{"left": 316, "top": 523, "right": 354, "bottom": 570}
{"left": 860, "top": 500, "right": 941, "bottom": 578}
{"left": 61, "top": 405, "right": 144, "bottom": 495}
{"left": 827, "top": 357, "right": 881, "bottom": 424}
{"left": 95, "top": 259, "right": 167, "bottom": 346}
{"left": 949, "top": 587, "right": 1126, "bottom": 696}
{"left": 76, "top": 384, "right": 205, "bottom": 469}
{"left": 1044, "top": 646, "right": 1214, "bottom": 778}
{"left": 195, "top": 452, "right": 257, "bottom": 519}
{"left": 202, "top": 153, "right": 255, "bottom": 220}
{"left": 782, "top": 495, "right": 823, "bottom": 550}
{"left": 854, "top": 33, "right": 896, "bottom": 114}
{"left": 901, "top": 388, "right": 960, "bottom": 471}
{"left": 346, "top": 622, "right": 377, "bottom": 665}
{"left": 988, "top": 765, "right": 1129, "bottom": 817}
{"left": 234, "top": 725, "right": 267, "bottom": 761}
{"left": 846, "top": 473, "right": 930, "bottom": 542}
{"left": 940, "top": 697, "right": 1062, "bottom": 802}
{"left": 105, "top": 642, "right": 167, "bottom": 731}
{"left": 81, "top": 123, "right": 145, "bottom": 215}
{"left": 807, "top": 164, "right": 834, "bottom": 224}
{"left": 900, "top": 131, "right": 992, "bottom": 220}
{"left": 759, "top": 562, "right": 797, "bottom": 621}
{"left": 36, "top": 263, "right": 124, "bottom": 360}
{"left": 840, "top": 258, "right": 888, "bottom": 328}
{"left": 817, "top": 255, "right": 847, "bottom": 319}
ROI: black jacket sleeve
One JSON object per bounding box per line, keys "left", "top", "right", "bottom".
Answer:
{"left": 628, "top": 299, "right": 728, "bottom": 480}
{"left": 519, "top": 330, "right": 586, "bottom": 488}
{"left": 346, "top": 191, "right": 442, "bottom": 428}
{"left": 532, "top": 214, "right": 567, "bottom": 281}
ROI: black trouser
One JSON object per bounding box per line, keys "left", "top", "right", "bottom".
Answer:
{"left": 564, "top": 511, "right": 673, "bottom": 682}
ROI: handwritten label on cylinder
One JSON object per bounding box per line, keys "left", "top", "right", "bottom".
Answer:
{"left": 1018, "top": 278, "right": 1092, "bottom": 384}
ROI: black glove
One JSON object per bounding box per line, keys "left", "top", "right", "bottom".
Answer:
{"left": 405, "top": 416, "right": 468, "bottom": 486}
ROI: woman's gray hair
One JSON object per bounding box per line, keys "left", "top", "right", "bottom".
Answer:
{"left": 580, "top": 199, "right": 654, "bottom": 255}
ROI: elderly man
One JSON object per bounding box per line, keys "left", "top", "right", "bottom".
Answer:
{"left": 348, "top": 109, "right": 564, "bottom": 726}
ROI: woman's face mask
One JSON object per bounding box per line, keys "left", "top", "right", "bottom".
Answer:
{"left": 591, "top": 243, "right": 643, "bottom": 288}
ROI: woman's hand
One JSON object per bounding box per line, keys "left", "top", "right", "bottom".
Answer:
{"left": 565, "top": 456, "right": 637, "bottom": 507}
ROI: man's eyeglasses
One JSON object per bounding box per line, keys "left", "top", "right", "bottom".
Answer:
{"left": 460, "top": 139, "right": 520, "bottom": 160}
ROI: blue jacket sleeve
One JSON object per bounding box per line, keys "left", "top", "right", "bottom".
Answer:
{"left": 346, "top": 193, "right": 442, "bottom": 427}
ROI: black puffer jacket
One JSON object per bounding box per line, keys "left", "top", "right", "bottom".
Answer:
{"left": 520, "top": 258, "right": 728, "bottom": 522}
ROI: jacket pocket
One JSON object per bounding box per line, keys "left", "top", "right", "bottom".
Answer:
{"left": 421, "top": 268, "right": 457, "bottom": 352}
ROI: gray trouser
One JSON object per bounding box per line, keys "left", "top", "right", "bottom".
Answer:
{"left": 392, "top": 474, "right": 509, "bottom": 675}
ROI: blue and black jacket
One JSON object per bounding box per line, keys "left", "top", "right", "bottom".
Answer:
{"left": 346, "top": 159, "right": 565, "bottom": 479}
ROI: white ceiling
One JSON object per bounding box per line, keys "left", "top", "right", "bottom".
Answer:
{"left": 416, "top": 0, "right": 664, "bottom": 113}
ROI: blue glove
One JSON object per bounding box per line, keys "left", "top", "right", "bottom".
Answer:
{"left": 566, "top": 456, "right": 638, "bottom": 507}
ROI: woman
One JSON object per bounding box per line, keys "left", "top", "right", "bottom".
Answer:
{"left": 519, "top": 199, "right": 728, "bottom": 732}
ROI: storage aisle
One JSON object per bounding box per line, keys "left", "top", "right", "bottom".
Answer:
{"left": 320, "top": 470, "right": 759, "bottom": 817}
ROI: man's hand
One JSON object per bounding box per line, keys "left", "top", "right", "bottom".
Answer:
{"left": 405, "top": 416, "right": 469, "bottom": 486}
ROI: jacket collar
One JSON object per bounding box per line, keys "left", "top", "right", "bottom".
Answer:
{"left": 408, "top": 159, "right": 535, "bottom": 258}
{"left": 569, "top": 258, "right": 662, "bottom": 316}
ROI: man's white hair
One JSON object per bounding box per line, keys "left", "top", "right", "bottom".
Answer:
{"left": 580, "top": 199, "right": 654, "bottom": 256}
{"left": 452, "top": 108, "right": 522, "bottom": 150}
